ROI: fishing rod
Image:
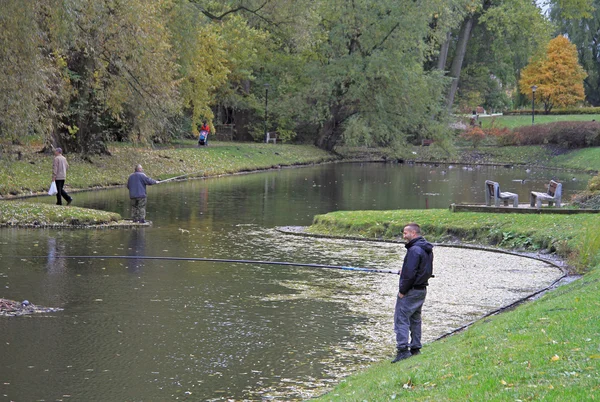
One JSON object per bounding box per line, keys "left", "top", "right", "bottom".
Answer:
{"left": 21, "top": 255, "right": 400, "bottom": 275}
{"left": 158, "top": 171, "right": 204, "bottom": 183}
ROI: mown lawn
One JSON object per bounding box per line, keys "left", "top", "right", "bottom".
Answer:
{"left": 309, "top": 209, "right": 600, "bottom": 401}
{"left": 0, "top": 141, "right": 336, "bottom": 197}
{"left": 479, "top": 114, "right": 600, "bottom": 129}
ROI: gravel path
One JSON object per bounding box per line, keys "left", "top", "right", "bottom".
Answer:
{"left": 263, "top": 229, "right": 566, "bottom": 398}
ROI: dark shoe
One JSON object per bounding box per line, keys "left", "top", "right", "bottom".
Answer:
{"left": 391, "top": 349, "right": 412, "bottom": 363}
{"left": 139, "top": 220, "right": 145, "bottom": 224}
{"left": 410, "top": 348, "right": 421, "bottom": 356}
{"left": 67, "top": 199, "right": 72, "bottom": 206}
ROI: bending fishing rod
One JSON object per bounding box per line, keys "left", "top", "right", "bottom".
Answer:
{"left": 21, "top": 255, "right": 401, "bottom": 275}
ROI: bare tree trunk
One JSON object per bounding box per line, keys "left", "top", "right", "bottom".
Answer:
{"left": 437, "top": 31, "right": 451, "bottom": 71}
{"left": 446, "top": 16, "right": 474, "bottom": 110}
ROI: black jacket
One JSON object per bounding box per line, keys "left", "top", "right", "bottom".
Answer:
{"left": 399, "top": 236, "right": 434, "bottom": 295}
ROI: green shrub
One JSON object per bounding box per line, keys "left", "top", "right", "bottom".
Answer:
{"left": 588, "top": 174, "right": 600, "bottom": 191}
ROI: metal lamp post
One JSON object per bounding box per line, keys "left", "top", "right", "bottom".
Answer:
{"left": 531, "top": 85, "right": 537, "bottom": 125}
{"left": 264, "top": 83, "right": 270, "bottom": 143}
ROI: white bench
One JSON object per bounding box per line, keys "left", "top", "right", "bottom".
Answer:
{"left": 530, "top": 180, "right": 562, "bottom": 208}
{"left": 485, "top": 180, "right": 519, "bottom": 207}
{"left": 266, "top": 132, "right": 278, "bottom": 144}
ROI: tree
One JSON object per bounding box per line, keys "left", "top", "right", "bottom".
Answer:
{"left": 261, "top": 0, "right": 470, "bottom": 152}
{"left": 519, "top": 35, "right": 587, "bottom": 113}
{"left": 440, "top": 0, "right": 550, "bottom": 111}
{"left": 0, "top": 1, "right": 52, "bottom": 152}
{"left": 551, "top": 0, "right": 600, "bottom": 105}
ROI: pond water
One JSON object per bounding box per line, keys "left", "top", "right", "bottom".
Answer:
{"left": 0, "top": 163, "right": 591, "bottom": 400}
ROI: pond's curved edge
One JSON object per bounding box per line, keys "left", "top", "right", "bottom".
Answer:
{"left": 0, "top": 221, "right": 151, "bottom": 229}
{"left": 275, "top": 225, "right": 576, "bottom": 343}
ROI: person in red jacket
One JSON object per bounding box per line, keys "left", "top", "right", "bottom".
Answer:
{"left": 198, "top": 121, "right": 210, "bottom": 146}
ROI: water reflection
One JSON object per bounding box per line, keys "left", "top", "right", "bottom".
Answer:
{"left": 126, "top": 229, "right": 146, "bottom": 273}
{"left": 46, "top": 237, "right": 67, "bottom": 274}
{"left": 0, "top": 162, "right": 590, "bottom": 400}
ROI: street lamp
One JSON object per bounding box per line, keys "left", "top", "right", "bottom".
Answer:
{"left": 264, "top": 83, "right": 270, "bottom": 143}
{"left": 531, "top": 85, "right": 538, "bottom": 125}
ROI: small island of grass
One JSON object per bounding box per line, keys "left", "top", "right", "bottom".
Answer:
{"left": 0, "top": 201, "right": 121, "bottom": 228}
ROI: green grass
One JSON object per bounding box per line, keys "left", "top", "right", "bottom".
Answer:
{"left": 479, "top": 114, "right": 600, "bottom": 129}
{"left": 317, "top": 265, "right": 600, "bottom": 401}
{"left": 0, "top": 141, "right": 336, "bottom": 197}
{"left": 0, "top": 200, "right": 121, "bottom": 226}
{"left": 309, "top": 209, "right": 600, "bottom": 401}
{"left": 310, "top": 209, "right": 600, "bottom": 273}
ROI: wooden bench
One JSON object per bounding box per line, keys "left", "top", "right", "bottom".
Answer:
{"left": 530, "top": 180, "right": 562, "bottom": 208}
{"left": 485, "top": 180, "right": 519, "bottom": 207}
{"left": 266, "top": 132, "right": 278, "bottom": 144}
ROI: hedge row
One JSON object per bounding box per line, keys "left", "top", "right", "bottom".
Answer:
{"left": 501, "top": 121, "right": 600, "bottom": 148}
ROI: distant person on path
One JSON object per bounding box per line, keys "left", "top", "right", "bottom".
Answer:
{"left": 52, "top": 148, "right": 73, "bottom": 206}
{"left": 198, "top": 121, "right": 210, "bottom": 146}
{"left": 392, "top": 223, "right": 434, "bottom": 363}
{"left": 127, "top": 164, "right": 159, "bottom": 223}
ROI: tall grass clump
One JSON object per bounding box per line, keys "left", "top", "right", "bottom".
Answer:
{"left": 571, "top": 174, "right": 600, "bottom": 209}
{"left": 568, "top": 221, "right": 600, "bottom": 272}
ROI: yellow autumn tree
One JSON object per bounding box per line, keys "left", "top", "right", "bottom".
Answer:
{"left": 519, "top": 35, "right": 587, "bottom": 113}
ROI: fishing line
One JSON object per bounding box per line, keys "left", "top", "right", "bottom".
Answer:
{"left": 18, "top": 255, "right": 401, "bottom": 275}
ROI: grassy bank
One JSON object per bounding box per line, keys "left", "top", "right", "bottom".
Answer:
{"left": 338, "top": 144, "right": 600, "bottom": 172}
{"left": 0, "top": 141, "right": 336, "bottom": 198}
{"left": 0, "top": 201, "right": 121, "bottom": 226}
{"left": 310, "top": 209, "right": 600, "bottom": 272}
{"left": 309, "top": 209, "right": 600, "bottom": 401}
{"left": 317, "top": 265, "right": 600, "bottom": 401}
{"left": 411, "top": 145, "right": 600, "bottom": 172}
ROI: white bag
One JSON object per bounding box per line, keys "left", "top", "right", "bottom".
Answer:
{"left": 48, "top": 181, "right": 58, "bottom": 195}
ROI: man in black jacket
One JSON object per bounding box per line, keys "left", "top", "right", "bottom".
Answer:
{"left": 392, "top": 223, "right": 434, "bottom": 363}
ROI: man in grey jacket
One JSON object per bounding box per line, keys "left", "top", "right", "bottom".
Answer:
{"left": 127, "top": 165, "right": 159, "bottom": 223}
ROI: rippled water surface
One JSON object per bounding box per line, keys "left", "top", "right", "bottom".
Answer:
{"left": 0, "top": 163, "right": 589, "bottom": 400}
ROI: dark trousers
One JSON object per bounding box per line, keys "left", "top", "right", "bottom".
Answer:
{"left": 394, "top": 288, "right": 427, "bottom": 351}
{"left": 55, "top": 180, "right": 72, "bottom": 205}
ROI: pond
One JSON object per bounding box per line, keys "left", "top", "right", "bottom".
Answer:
{"left": 0, "top": 163, "right": 591, "bottom": 400}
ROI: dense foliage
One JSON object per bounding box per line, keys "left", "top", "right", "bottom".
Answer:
{"left": 0, "top": 0, "right": 597, "bottom": 154}
{"left": 551, "top": 0, "right": 600, "bottom": 106}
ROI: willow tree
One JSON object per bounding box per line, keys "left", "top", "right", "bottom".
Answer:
{"left": 0, "top": 1, "right": 51, "bottom": 151}
{"left": 44, "top": 0, "right": 180, "bottom": 154}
